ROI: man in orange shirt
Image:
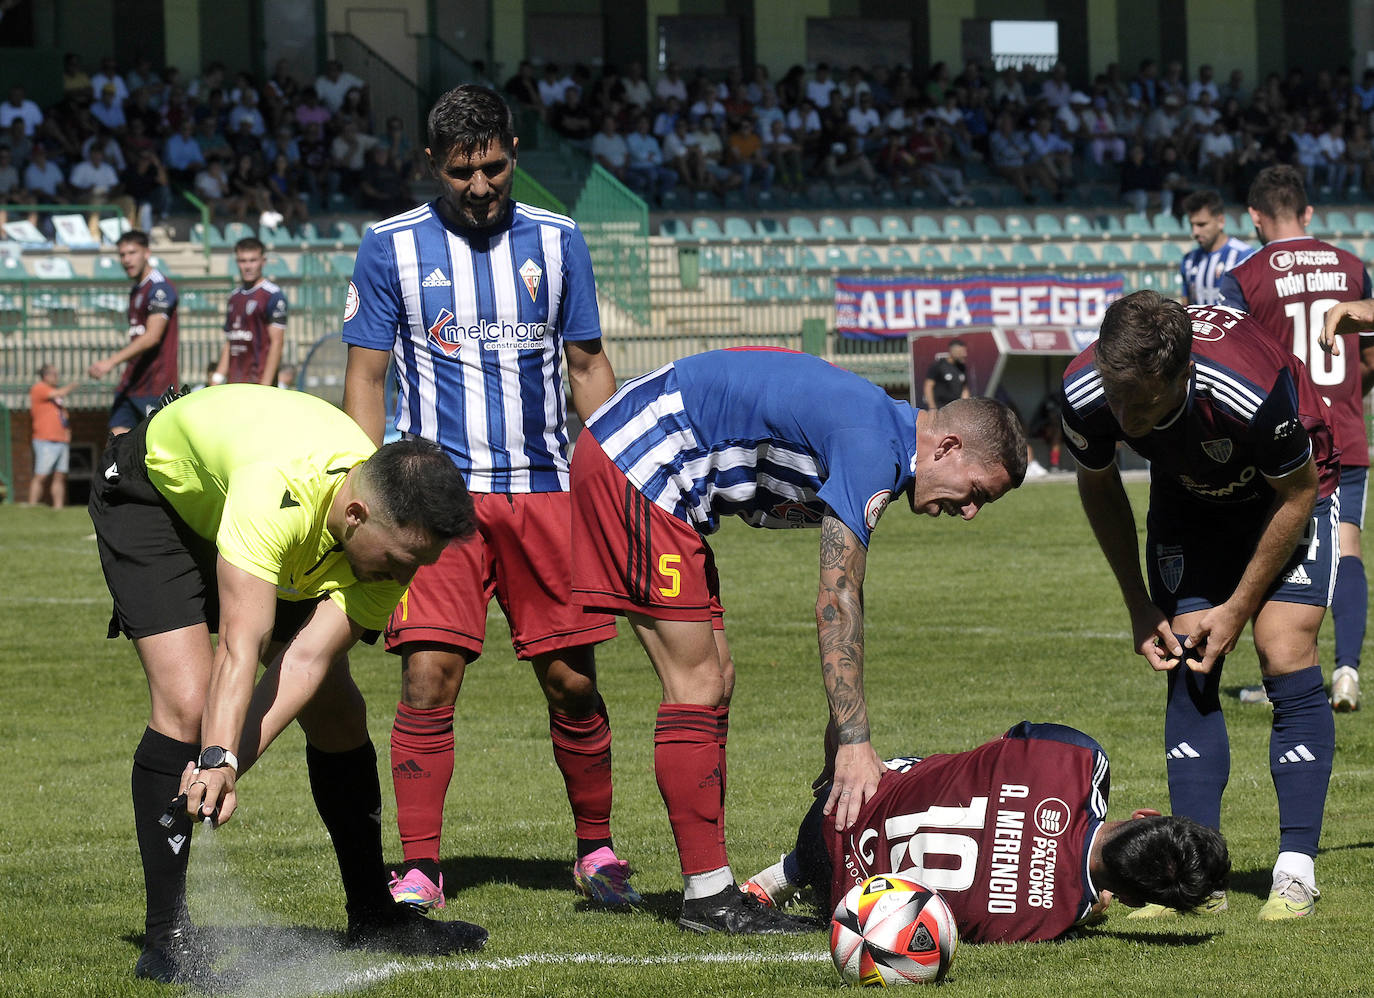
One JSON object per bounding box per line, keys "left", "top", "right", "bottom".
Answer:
{"left": 29, "top": 362, "right": 81, "bottom": 507}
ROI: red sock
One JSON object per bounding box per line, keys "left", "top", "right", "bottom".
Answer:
{"left": 655, "top": 703, "right": 728, "bottom": 875}
{"left": 1050, "top": 445, "right": 1060, "bottom": 469}
{"left": 391, "top": 702, "right": 455, "bottom": 865}
{"left": 549, "top": 697, "right": 613, "bottom": 841}
{"left": 714, "top": 706, "right": 729, "bottom": 857}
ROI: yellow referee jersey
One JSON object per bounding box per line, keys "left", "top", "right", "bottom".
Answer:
{"left": 143, "top": 384, "right": 405, "bottom": 629}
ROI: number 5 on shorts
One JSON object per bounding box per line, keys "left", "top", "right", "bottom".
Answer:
{"left": 658, "top": 553, "right": 681, "bottom": 598}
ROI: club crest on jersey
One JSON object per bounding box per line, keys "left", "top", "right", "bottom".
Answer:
{"left": 245, "top": 300, "right": 256, "bottom": 315}
{"left": 865, "top": 490, "right": 892, "bottom": 531}
{"left": 519, "top": 258, "right": 543, "bottom": 302}
{"left": 343, "top": 281, "right": 359, "bottom": 322}
{"left": 427, "top": 307, "right": 462, "bottom": 356}
{"left": 1202, "top": 438, "right": 1233, "bottom": 463}
{"left": 1157, "top": 545, "right": 1185, "bottom": 593}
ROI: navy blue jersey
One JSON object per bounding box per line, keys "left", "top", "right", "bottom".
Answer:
{"left": 586, "top": 349, "right": 918, "bottom": 547}
{"left": 1061, "top": 305, "right": 1339, "bottom": 507}
{"left": 342, "top": 200, "right": 602, "bottom": 493}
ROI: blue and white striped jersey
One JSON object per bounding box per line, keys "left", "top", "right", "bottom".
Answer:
{"left": 1180, "top": 236, "right": 1253, "bottom": 305}
{"left": 585, "top": 349, "right": 919, "bottom": 547}
{"left": 342, "top": 200, "right": 602, "bottom": 493}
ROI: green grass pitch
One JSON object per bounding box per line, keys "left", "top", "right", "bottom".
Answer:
{"left": 1, "top": 479, "right": 1371, "bottom": 997}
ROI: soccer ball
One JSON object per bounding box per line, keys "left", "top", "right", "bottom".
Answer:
{"left": 830, "top": 874, "right": 958, "bottom": 987}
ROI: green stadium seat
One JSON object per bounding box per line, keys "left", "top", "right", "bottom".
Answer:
{"left": 973, "top": 214, "right": 1004, "bottom": 238}
{"left": 299, "top": 254, "right": 331, "bottom": 277}
{"left": 331, "top": 253, "right": 357, "bottom": 276}
{"left": 760, "top": 276, "right": 795, "bottom": 300}
{"left": 730, "top": 277, "right": 756, "bottom": 300}
{"left": 1063, "top": 213, "right": 1094, "bottom": 237}
{"left": 1150, "top": 212, "right": 1181, "bottom": 235}
{"left": 797, "top": 276, "right": 828, "bottom": 300}
{"left": 942, "top": 215, "right": 973, "bottom": 239}
{"left": 979, "top": 245, "right": 1009, "bottom": 267}
{"left": 333, "top": 221, "right": 362, "bottom": 246}
{"left": 723, "top": 216, "right": 755, "bottom": 240}
{"left": 262, "top": 255, "right": 294, "bottom": 279}
{"left": 92, "top": 256, "right": 123, "bottom": 280}
{"left": 1324, "top": 210, "right": 1353, "bottom": 236}
{"left": 755, "top": 217, "right": 784, "bottom": 239}
{"left": 690, "top": 218, "right": 724, "bottom": 240}
{"left": 818, "top": 216, "right": 849, "bottom": 239}
{"left": 191, "top": 222, "right": 228, "bottom": 248}
{"left": 879, "top": 215, "right": 911, "bottom": 239}
{"left": 849, "top": 215, "right": 880, "bottom": 239}
{"left": 1002, "top": 214, "right": 1033, "bottom": 239}
{"left": 759, "top": 244, "right": 791, "bottom": 271}
{"left": 658, "top": 219, "right": 686, "bottom": 238}
{"left": 787, "top": 216, "right": 819, "bottom": 239}
{"left": 1038, "top": 244, "right": 1068, "bottom": 265}
{"left": 1033, "top": 214, "right": 1064, "bottom": 237}
{"left": 1097, "top": 214, "right": 1125, "bottom": 234}
{"left": 1009, "top": 244, "right": 1038, "bottom": 267}
{"left": 223, "top": 221, "right": 256, "bottom": 244}
{"left": 1305, "top": 209, "right": 1326, "bottom": 235}
{"left": 800, "top": 247, "right": 826, "bottom": 271}
{"left": 1070, "top": 244, "right": 1099, "bottom": 266}
{"left": 855, "top": 245, "right": 883, "bottom": 269}
{"left": 949, "top": 245, "right": 976, "bottom": 268}
{"left": 1100, "top": 243, "right": 1128, "bottom": 264}
{"left": 887, "top": 245, "right": 915, "bottom": 269}
{"left": 911, "top": 215, "right": 942, "bottom": 239}
{"left": 918, "top": 246, "right": 945, "bottom": 268}
{"left": 1129, "top": 242, "right": 1159, "bottom": 264}
{"left": 1123, "top": 214, "right": 1154, "bottom": 236}
{"left": 823, "top": 245, "right": 852, "bottom": 268}
{"left": 1354, "top": 211, "right": 1374, "bottom": 236}
{"left": 0, "top": 255, "right": 27, "bottom": 278}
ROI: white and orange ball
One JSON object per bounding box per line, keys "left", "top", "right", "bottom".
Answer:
{"left": 830, "top": 874, "right": 958, "bottom": 987}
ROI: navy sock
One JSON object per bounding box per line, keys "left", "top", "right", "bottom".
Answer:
{"left": 306, "top": 741, "right": 393, "bottom": 920}
{"left": 1332, "top": 555, "right": 1366, "bottom": 669}
{"left": 1164, "top": 653, "right": 1229, "bottom": 830}
{"left": 1265, "top": 666, "right": 1334, "bottom": 857}
{"left": 131, "top": 728, "right": 199, "bottom": 944}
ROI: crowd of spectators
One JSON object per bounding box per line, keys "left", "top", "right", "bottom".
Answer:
{"left": 0, "top": 54, "right": 419, "bottom": 236}
{"left": 503, "top": 56, "right": 1374, "bottom": 212}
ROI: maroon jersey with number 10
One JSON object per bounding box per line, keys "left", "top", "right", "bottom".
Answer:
{"left": 824, "top": 722, "right": 1109, "bottom": 943}
{"left": 1219, "top": 236, "right": 1373, "bottom": 466}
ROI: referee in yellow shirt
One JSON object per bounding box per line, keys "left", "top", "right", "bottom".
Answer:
{"left": 88, "top": 385, "right": 486, "bottom": 983}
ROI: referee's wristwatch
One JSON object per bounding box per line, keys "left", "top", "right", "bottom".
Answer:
{"left": 197, "top": 745, "right": 239, "bottom": 774}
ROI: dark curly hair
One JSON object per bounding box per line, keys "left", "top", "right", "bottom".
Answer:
{"left": 1101, "top": 815, "right": 1230, "bottom": 912}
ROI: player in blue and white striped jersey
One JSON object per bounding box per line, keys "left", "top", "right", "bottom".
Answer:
{"left": 341, "top": 85, "right": 633, "bottom": 913}
{"left": 569, "top": 348, "right": 1028, "bottom": 933}
{"left": 1179, "top": 189, "right": 1254, "bottom": 305}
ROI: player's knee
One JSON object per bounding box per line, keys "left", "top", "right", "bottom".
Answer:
{"left": 400, "top": 643, "right": 468, "bottom": 706}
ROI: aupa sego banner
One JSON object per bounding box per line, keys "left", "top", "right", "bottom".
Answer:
{"left": 834, "top": 273, "right": 1125, "bottom": 340}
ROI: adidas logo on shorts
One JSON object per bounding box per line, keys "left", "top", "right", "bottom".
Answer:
{"left": 421, "top": 268, "right": 452, "bottom": 288}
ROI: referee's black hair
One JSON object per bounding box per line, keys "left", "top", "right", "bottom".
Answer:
{"left": 361, "top": 438, "right": 475, "bottom": 543}
{"left": 1101, "top": 815, "right": 1230, "bottom": 912}
{"left": 427, "top": 84, "right": 516, "bottom": 162}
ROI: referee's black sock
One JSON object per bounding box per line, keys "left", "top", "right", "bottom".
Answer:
{"left": 306, "top": 741, "right": 394, "bottom": 921}
{"left": 132, "top": 727, "right": 199, "bottom": 945}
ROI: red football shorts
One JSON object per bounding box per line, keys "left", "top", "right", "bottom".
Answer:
{"left": 386, "top": 490, "right": 617, "bottom": 659}
{"left": 570, "top": 430, "right": 724, "bottom": 626}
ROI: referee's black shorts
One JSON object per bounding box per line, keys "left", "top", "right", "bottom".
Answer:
{"left": 88, "top": 419, "right": 372, "bottom": 644}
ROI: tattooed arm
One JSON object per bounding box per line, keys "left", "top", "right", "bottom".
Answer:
{"left": 815, "top": 513, "right": 886, "bottom": 831}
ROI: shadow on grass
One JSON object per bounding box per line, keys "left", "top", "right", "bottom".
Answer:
{"left": 1092, "top": 928, "right": 1223, "bottom": 945}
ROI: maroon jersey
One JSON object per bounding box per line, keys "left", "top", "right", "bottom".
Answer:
{"left": 825, "top": 723, "right": 1108, "bottom": 943}
{"left": 119, "top": 268, "right": 179, "bottom": 396}
{"left": 223, "top": 279, "right": 288, "bottom": 383}
{"left": 1219, "top": 236, "right": 1373, "bottom": 466}
{"left": 1061, "top": 306, "right": 1340, "bottom": 507}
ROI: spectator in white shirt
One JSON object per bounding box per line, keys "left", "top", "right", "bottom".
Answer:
{"left": 590, "top": 114, "right": 629, "bottom": 179}
{"left": 91, "top": 84, "right": 127, "bottom": 131}
{"left": 90, "top": 57, "right": 129, "bottom": 104}
{"left": 23, "top": 144, "right": 65, "bottom": 201}
{"left": 1197, "top": 119, "right": 1237, "bottom": 186}
{"left": 620, "top": 62, "right": 653, "bottom": 109}
{"left": 1187, "top": 64, "right": 1220, "bottom": 104}
{"left": 1027, "top": 115, "right": 1074, "bottom": 199}
{"left": 0, "top": 86, "right": 43, "bottom": 137}
{"left": 763, "top": 118, "right": 804, "bottom": 191}
{"left": 314, "top": 60, "right": 366, "bottom": 113}
{"left": 661, "top": 116, "right": 703, "bottom": 189}
{"left": 624, "top": 114, "right": 678, "bottom": 201}
{"left": 688, "top": 80, "right": 726, "bottom": 123}
{"left": 655, "top": 62, "right": 688, "bottom": 104}
{"left": 228, "top": 90, "right": 266, "bottom": 137}
{"left": 82, "top": 130, "right": 126, "bottom": 172}
{"left": 1189, "top": 91, "right": 1221, "bottom": 131}
{"left": 69, "top": 144, "right": 121, "bottom": 196}
{"left": 754, "top": 89, "right": 784, "bottom": 136}
{"left": 1040, "top": 62, "right": 1072, "bottom": 108}
{"left": 805, "top": 63, "right": 837, "bottom": 109}
{"left": 538, "top": 63, "right": 573, "bottom": 108}
{"left": 992, "top": 66, "right": 1025, "bottom": 108}
{"left": 1317, "top": 119, "right": 1350, "bottom": 192}
{"left": 837, "top": 66, "right": 871, "bottom": 103}
{"left": 846, "top": 91, "right": 881, "bottom": 140}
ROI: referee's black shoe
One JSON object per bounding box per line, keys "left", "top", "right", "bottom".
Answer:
{"left": 678, "top": 885, "right": 817, "bottom": 934}
{"left": 134, "top": 925, "right": 210, "bottom": 984}
{"left": 346, "top": 901, "right": 489, "bottom": 955}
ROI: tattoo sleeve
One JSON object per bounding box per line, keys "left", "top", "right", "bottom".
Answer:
{"left": 817, "top": 514, "right": 869, "bottom": 744}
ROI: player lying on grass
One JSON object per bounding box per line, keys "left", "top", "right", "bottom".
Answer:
{"left": 88, "top": 385, "right": 487, "bottom": 985}
{"left": 569, "top": 347, "right": 1027, "bottom": 934}
{"left": 743, "top": 721, "right": 1231, "bottom": 943}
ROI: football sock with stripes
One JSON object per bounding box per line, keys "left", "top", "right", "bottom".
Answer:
{"left": 549, "top": 696, "right": 614, "bottom": 855}
{"left": 1331, "top": 555, "right": 1366, "bottom": 669}
{"left": 1264, "top": 666, "right": 1334, "bottom": 858}
{"left": 391, "top": 701, "right": 455, "bottom": 867}
{"left": 1163, "top": 652, "right": 1229, "bottom": 830}
{"left": 307, "top": 741, "right": 394, "bottom": 919}
{"left": 654, "top": 703, "right": 729, "bottom": 877}
{"left": 131, "top": 728, "right": 199, "bottom": 944}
